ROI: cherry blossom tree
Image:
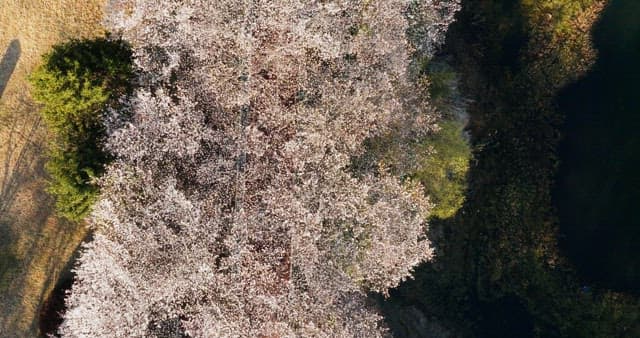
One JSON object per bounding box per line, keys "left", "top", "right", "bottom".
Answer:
{"left": 59, "top": 0, "right": 460, "bottom": 336}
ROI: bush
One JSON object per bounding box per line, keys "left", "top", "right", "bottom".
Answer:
{"left": 30, "top": 37, "right": 132, "bottom": 220}
{"left": 413, "top": 119, "right": 470, "bottom": 219}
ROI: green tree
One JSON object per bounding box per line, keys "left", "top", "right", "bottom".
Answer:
{"left": 30, "top": 37, "right": 132, "bottom": 220}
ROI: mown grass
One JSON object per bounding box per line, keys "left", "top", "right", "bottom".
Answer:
{"left": 0, "top": 1, "right": 105, "bottom": 336}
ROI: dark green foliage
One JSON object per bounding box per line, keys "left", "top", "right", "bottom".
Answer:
{"left": 384, "top": 0, "right": 640, "bottom": 337}
{"left": 556, "top": 0, "right": 640, "bottom": 293}
{"left": 30, "top": 37, "right": 132, "bottom": 221}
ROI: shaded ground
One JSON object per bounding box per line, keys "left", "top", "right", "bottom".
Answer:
{"left": 0, "top": 1, "right": 105, "bottom": 335}
{"left": 38, "top": 233, "right": 91, "bottom": 337}
{"left": 0, "top": 40, "right": 20, "bottom": 99}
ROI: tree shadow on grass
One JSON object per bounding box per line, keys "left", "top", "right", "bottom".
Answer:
{"left": 38, "top": 231, "right": 92, "bottom": 337}
{"left": 0, "top": 39, "right": 21, "bottom": 100}
{"left": 0, "top": 96, "right": 46, "bottom": 298}
{"left": 0, "top": 107, "right": 45, "bottom": 218}
{"left": 0, "top": 81, "right": 57, "bottom": 336}
{"left": 0, "top": 218, "right": 19, "bottom": 286}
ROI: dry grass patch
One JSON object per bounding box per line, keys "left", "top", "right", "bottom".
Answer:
{"left": 0, "top": 0, "right": 105, "bottom": 336}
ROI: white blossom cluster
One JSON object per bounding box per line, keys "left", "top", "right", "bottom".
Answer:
{"left": 60, "top": 0, "right": 460, "bottom": 337}
{"left": 406, "top": 0, "right": 462, "bottom": 59}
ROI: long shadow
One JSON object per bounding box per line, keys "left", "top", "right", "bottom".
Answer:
{"left": 0, "top": 70, "right": 52, "bottom": 334}
{"left": 0, "top": 39, "right": 21, "bottom": 99}
{"left": 0, "top": 112, "right": 44, "bottom": 217}
{"left": 0, "top": 217, "right": 19, "bottom": 282}
{"left": 0, "top": 104, "right": 45, "bottom": 304}
{"left": 38, "top": 232, "right": 93, "bottom": 337}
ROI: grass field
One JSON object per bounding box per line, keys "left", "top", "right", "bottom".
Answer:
{"left": 0, "top": 1, "right": 105, "bottom": 336}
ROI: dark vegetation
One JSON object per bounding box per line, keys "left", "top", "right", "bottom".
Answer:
{"left": 385, "top": 0, "right": 640, "bottom": 337}
{"left": 29, "top": 37, "right": 132, "bottom": 220}
{"left": 555, "top": 0, "right": 640, "bottom": 294}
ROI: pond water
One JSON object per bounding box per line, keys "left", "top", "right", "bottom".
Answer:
{"left": 555, "top": 0, "right": 640, "bottom": 293}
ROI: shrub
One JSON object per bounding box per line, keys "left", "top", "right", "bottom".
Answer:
{"left": 413, "top": 119, "right": 470, "bottom": 219}
{"left": 30, "top": 37, "right": 132, "bottom": 220}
